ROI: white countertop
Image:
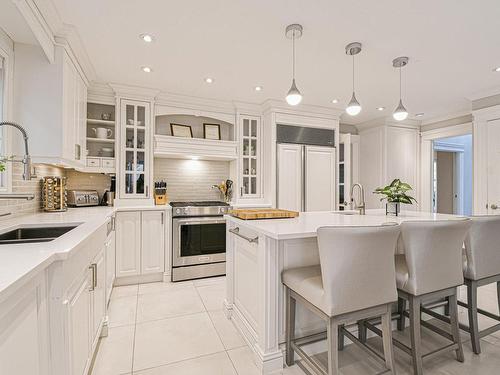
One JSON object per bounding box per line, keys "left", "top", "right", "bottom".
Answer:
{"left": 0, "top": 205, "right": 171, "bottom": 302}
{"left": 226, "top": 209, "right": 465, "bottom": 240}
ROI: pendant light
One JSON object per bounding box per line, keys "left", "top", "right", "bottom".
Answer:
{"left": 392, "top": 56, "right": 409, "bottom": 121}
{"left": 345, "top": 42, "right": 362, "bottom": 116}
{"left": 285, "top": 24, "right": 303, "bottom": 106}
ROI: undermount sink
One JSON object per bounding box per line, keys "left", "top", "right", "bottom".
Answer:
{"left": 331, "top": 210, "right": 359, "bottom": 215}
{"left": 0, "top": 225, "right": 79, "bottom": 245}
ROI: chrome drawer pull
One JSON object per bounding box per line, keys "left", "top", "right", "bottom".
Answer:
{"left": 229, "top": 227, "right": 259, "bottom": 244}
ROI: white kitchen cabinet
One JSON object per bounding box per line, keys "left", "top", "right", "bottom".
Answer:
{"left": 305, "top": 145, "right": 336, "bottom": 211}
{"left": 68, "top": 272, "right": 92, "bottom": 375}
{"left": 14, "top": 44, "right": 87, "bottom": 167}
{"left": 91, "top": 249, "right": 106, "bottom": 343}
{"left": 141, "top": 211, "right": 165, "bottom": 274}
{"left": 359, "top": 122, "right": 419, "bottom": 209}
{"left": 119, "top": 100, "right": 151, "bottom": 199}
{"left": 238, "top": 114, "right": 262, "bottom": 199}
{"left": 338, "top": 134, "right": 360, "bottom": 209}
{"left": 105, "top": 221, "right": 116, "bottom": 304}
{"left": 115, "top": 211, "right": 141, "bottom": 277}
{"left": 115, "top": 210, "right": 166, "bottom": 281}
{"left": 277, "top": 144, "right": 302, "bottom": 211}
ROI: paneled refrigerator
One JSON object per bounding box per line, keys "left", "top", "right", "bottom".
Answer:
{"left": 276, "top": 124, "right": 336, "bottom": 212}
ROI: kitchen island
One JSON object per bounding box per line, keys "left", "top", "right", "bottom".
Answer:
{"left": 224, "top": 209, "right": 464, "bottom": 374}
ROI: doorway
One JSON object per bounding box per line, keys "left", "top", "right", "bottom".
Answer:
{"left": 432, "top": 135, "right": 472, "bottom": 215}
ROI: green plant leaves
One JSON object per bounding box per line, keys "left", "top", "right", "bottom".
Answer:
{"left": 373, "top": 179, "right": 417, "bottom": 204}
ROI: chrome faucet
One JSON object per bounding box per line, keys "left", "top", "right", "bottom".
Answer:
{"left": 350, "top": 183, "right": 366, "bottom": 215}
{"left": 0, "top": 121, "right": 33, "bottom": 180}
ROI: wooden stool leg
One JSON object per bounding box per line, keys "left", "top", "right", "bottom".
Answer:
{"left": 338, "top": 324, "right": 345, "bottom": 351}
{"left": 467, "top": 280, "right": 481, "bottom": 354}
{"left": 409, "top": 296, "right": 423, "bottom": 375}
{"left": 358, "top": 319, "right": 367, "bottom": 343}
{"left": 381, "top": 305, "right": 396, "bottom": 374}
{"left": 397, "top": 297, "right": 406, "bottom": 331}
{"left": 285, "top": 287, "right": 296, "bottom": 366}
{"left": 327, "top": 318, "right": 339, "bottom": 375}
{"left": 449, "top": 291, "right": 464, "bottom": 362}
{"left": 497, "top": 281, "right": 500, "bottom": 318}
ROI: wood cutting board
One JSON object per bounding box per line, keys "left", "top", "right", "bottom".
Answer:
{"left": 229, "top": 208, "right": 299, "bottom": 220}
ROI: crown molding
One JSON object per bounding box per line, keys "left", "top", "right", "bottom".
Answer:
{"left": 156, "top": 91, "right": 236, "bottom": 114}
{"left": 108, "top": 83, "right": 161, "bottom": 101}
{"left": 472, "top": 104, "right": 500, "bottom": 122}
{"left": 420, "top": 110, "right": 472, "bottom": 126}
{"left": 356, "top": 116, "right": 421, "bottom": 132}
{"left": 467, "top": 86, "right": 500, "bottom": 101}
{"left": 87, "top": 82, "right": 115, "bottom": 105}
{"left": 261, "top": 99, "right": 342, "bottom": 120}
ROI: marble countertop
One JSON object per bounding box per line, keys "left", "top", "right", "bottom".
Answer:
{"left": 226, "top": 209, "right": 465, "bottom": 240}
{"left": 0, "top": 205, "right": 171, "bottom": 302}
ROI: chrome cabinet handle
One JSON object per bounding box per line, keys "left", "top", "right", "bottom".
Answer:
{"left": 88, "top": 264, "right": 95, "bottom": 291}
{"left": 229, "top": 227, "right": 259, "bottom": 244}
{"left": 75, "top": 144, "right": 81, "bottom": 160}
{"left": 491, "top": 204, "right": 498, "bottom": 210}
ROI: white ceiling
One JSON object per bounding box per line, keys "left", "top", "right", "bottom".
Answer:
{"left": 0, "top": 1, "right": 37, "bottom": 45}
{"left": 46, "top": 1, "right": 500, "bottom": 123}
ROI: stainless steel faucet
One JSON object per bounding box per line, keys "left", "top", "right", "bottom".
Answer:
{"left": 350, "top": 183, "right": 366, "bottom": 215}
{"left": 0, "top": 121, "right": 33, "bottom": 180}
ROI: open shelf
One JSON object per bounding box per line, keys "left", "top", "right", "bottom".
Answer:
{"left": 87, "top": 137, "right": 115, "bottom": 143}
{"left": 87, "top": 119, "right": 115, "bottom": 126}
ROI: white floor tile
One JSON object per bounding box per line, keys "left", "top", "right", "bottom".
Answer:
{"left": 136, "top": 286, "right": 205, "bottom": 323}
{"left": 133, "top": 312, "right": 225, "bottom": 371}
{"left": 90, "top": 325, "right": 134, "bottom": 375}
{"left": 108, "top": 295, "right": 137, "bottom": 328}
{"left": 193, "top": 276, "right": 226, "bottom": 287}
{"left": 227, "top": 346, "right": 261, "bottom": 375}
{"left": 196, "top": 282, "right": 226, "bottom": 311}
{"left": 133, "top": 352, "right": 236, "bottom": 375}
{"left": 111, "top": 284, "right": 138, "bottom": 299}
{"left": 138, "top": 281, "right": 194, "bottom": 295}
{"left": 209, "top": 310, "right": 246, "bottom": 350}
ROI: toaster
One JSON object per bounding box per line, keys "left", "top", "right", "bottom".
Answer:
{"left": 67, "top": 190, "right": 100, "bottom": 207}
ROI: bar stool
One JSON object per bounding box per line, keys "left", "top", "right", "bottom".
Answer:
{"left": 460, "top": 215, "right": 500, "bottom": 354}
{"left": 282, "top": 224, "right": 401, "bottom": 375}
{"left": 390, "top": 220, "right": 470, "bottom": 375}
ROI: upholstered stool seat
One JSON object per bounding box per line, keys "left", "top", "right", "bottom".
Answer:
{"left": 282, "top": 224, "right": 401, "bottom": 375}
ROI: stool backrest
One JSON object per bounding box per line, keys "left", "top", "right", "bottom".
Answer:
{"left": 464, "top": 215, "right": 500, "bottom": 280}
{"left": 317, "top": 224, "right": 400, "bottom": 316}
{"left": 401, "top": 219, "right": 470, "bottom": 296}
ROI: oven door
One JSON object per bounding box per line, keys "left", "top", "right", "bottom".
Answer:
{"left": 172, "top": 216, "right": 226, "bottom": 267}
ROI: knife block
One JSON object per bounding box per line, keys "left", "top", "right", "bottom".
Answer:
{"left": 154, "top": 192, "right": 167, "bottom": 205}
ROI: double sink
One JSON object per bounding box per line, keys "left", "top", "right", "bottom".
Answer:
{"left": 0, "top": 225, "right": 78, "bottom": 245}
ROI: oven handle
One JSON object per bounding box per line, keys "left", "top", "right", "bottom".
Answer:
{"left": 174, "top": 217, "right": 226, "bottom": 226}
{"left": 229, "top": 227, "right": 259, "bottom": 244}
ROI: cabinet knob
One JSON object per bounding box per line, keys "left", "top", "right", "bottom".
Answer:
{"left": 491, "top": 204, "right": 498, "bottom": 210}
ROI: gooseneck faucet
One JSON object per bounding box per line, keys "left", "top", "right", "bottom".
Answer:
{"left": 0, "top": 121, "right": 33, "bottom": 181}
{"left": 350, "top": 183, "right": 366, "bottom": 215}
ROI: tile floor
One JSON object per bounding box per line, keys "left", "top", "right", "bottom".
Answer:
{"left": 91, "top": 278, "right": 500, "bottom": 375}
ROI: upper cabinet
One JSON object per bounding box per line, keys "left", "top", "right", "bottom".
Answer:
{"left": 238, "top": 114, "right": 262, "bottom": 199}
{"left": 359, "top": 122, "right": 419, "bottom": 209}
{"left": 119, "top": 99, "right": 151, "bottom": 200}
{"left": 14, "top": 44, "right": 87, "bottom": 168}
{"left": 86, "top": 102, "right": 116, "bottom": 173}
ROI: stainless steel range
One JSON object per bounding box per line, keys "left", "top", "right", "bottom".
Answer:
{"left": 170, "top": 201, "right": 230, "bottom": 282}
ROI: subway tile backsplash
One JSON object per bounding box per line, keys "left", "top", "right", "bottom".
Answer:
{"left": 154, "top": 158, "right": 230, "bottom": 202}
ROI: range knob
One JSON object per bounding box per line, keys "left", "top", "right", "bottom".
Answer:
{"left": 183, "top": 207, "right": 189, "bottom": 214}
{"left": 175, "top": 208, "right": 181, "bottom": 214}
{"left": 219, "top": 207, "right": 227, "bottom": 214}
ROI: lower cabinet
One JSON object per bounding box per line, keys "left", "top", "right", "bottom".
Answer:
{"left": 105, "top": 225, "right": 116, "bottom": 305}
{"left": 116, "top": 210, "right": 165, "bottom": 279}
{"left": 67, "top": 248, "right": 106, "bottom": 375}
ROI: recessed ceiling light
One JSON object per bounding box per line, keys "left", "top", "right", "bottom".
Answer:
{"left": 254, "top": 86, "right": 263, "bottom": 91}
{"left": 205, "top": 77, "right": 214, "bottom": 83}
{"left": 331, "top": 99, "right": 339, "bottom": 104}
{"left": 376, "top": 107, "right": 385, "bottom": 111}
{"left": 141, "top": 66, "right": 152, "bottom": 73}
{"left": 494, "top": 67, "right": 500, "bottom": 72}
{"left": 415, "top": 112, "right": 424, "bottom": 117}
{"left": 140, "top": 34, "right": 154, "bottom": 43}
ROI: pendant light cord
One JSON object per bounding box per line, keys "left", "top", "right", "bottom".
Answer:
{"left": 399, "top": 66, "right": 402, "bottom": 100}
{"left": 352, "top": 55, "right": 355, "bottom": 91}
{"left": 292, "top": 30, "right": 296, "bottom": 80}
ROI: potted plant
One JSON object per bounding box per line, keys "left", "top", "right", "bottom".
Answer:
{"left": 374, "top": 179, "right": 417, "bottom": 216}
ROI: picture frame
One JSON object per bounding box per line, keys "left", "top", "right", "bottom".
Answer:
{"left": 170, "top": 123, "right": 193, "bottom": 138}
{"left": 203, "top": 123, "right": 221, "bottom": 140}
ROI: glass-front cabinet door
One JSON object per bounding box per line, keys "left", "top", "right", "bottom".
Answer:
{"left": 120, "top": 99, "right": 150, "bottom": 198}
{"left": 239, "top": 115, "right": 261, "bottom": 198}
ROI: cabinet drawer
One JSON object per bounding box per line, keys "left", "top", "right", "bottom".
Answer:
{"left": 101, "top": 158, "right": 115, "bottom": 168}
{"left": 87, "top": 157, "right": 100, "bottom": 167}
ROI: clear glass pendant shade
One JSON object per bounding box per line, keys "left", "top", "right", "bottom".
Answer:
{"left": 286, "top": 79, "right": 302, "bottom": 106}
{"left": 345, "top": 92, "right": 362, "bottom": 116}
